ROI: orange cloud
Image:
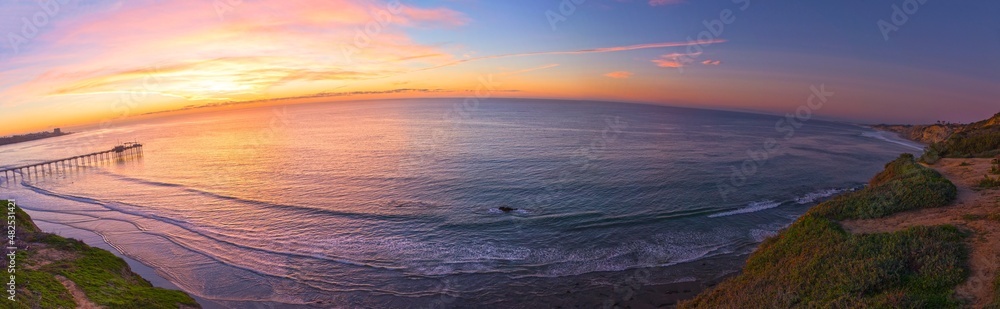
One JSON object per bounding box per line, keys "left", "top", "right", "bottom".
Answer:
{"left": 499, "top": 64, "right": 560, "bottom": 77}
{"left": 0, "top": 0, "right": 469, "bottom": 109}
{"left": 604, "top": 71, "right": 633, "bottom": 79}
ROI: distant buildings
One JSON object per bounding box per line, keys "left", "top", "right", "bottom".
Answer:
{"left": 0, "top": 128, "right": 71, "bottom": 146}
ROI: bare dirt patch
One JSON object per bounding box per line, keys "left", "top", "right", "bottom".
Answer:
{"left": 24, "top": 244, "right": 80, "bottom": 270}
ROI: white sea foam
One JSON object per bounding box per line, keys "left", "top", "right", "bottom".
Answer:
{"left": 794, "top": 188, "right": 850, "bottom": 204}
{"left": 708, "top": 200, "right": 781, "bottom": 218}
{"left": 861, "top": 131, "right": 924, "bottom": 151}
{"left": 748, "top": 229, "right": 779, "bottom": 242}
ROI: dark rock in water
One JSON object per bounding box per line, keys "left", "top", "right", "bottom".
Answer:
{"left": 498, "top": 206, "right": 516, "bottom": 212}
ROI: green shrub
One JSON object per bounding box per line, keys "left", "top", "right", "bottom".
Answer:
{"left": 923, "top": 113, "right": 1000, "bottom": 159}
{"left": 682, "top": 153, "right": 970, "bottom": 308}
{"left": 680, "top": 215, "right": 968, "bottom": 308}
{"left": 812, "top": 154, "right": 956, "bottom": 220}
{"left": 919, "top": 113, "right": 1000, "bottom": 161}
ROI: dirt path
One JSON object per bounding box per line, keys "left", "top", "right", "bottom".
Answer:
{"left": 55, "top": 275, "right": 102, "bottom": 309}
{"left": 840, "top": 158, "right": 1000, "bottom": 307}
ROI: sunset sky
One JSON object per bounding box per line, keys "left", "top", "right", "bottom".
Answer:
{"left": 1, "top": 0, "right": 998, "bottom": 135}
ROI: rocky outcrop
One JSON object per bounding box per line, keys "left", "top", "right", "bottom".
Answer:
{"left": 872, "top": 113, "right": 1000, "bottom": 144}
{"left": 870, "top": 124, "right": 958, "bottom": 144}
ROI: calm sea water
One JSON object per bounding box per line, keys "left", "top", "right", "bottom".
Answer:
{"left": 0, "top": 99, "right": 922, "bottom": 307}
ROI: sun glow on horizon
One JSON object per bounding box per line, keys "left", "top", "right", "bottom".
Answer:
{"left": 0, "top": 0, "right": 997, "bottom": 136}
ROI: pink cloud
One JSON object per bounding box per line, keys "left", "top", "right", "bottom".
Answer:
{"left": 649, "top": 0, "right": 684, "bottom": 6}
{"left": 652, "top": 52, "right": 701, "bottom": 68}
{"left": 0, "top": 0, "right": 471, "bottom": 109}
{"left": 400, "top": 6, "right": 470, "bottom": 27}
{"left": 702, "top": 60, "right": 722, "bottom": 65}
{"left": 604, "top": 71, "right": 633, "bottom": 79}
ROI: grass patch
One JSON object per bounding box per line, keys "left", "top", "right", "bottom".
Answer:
{"left": 680, "top": 215, "right": 968, "bottom": 308}
{"left": 3, "top": 200, "right": 200, "bottom": 309}
{"left": 960, "top": 161, "right": 973, "bottom": 166}
{"left": 960, "top": 213, "right": 1000, "bottom": 222}
{"left": 979, "top": 175, "right": 1000, "bottom": 189}
{"left": 962, "top": 214, "right": 986, "bottom": 221}
{"left": 10, "top": 260, "right": 77, "bottom": 309}
{"left": 681, "top": 153, "right": 970, "bottom": 308}
{"left": 811, "top": 154, "right": 957, "bottom": 220}
{"left": 41, "top": 242, "right": 200, "bottom": 309}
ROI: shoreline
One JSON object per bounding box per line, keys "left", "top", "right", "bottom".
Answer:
{"left": 681, "top": 153, "right": 989, "bottom": 307}
{"left": 30, "top": 219, "right": 224, "bottom": 309}
{"left": 4, "top": 200, "right": 201, "bottom": 308}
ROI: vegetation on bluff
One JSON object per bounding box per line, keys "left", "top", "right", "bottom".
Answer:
{"left": 982, "top": 159, "right": 1000, "bottom": 189}
{"left": 681, "top": 154, "right": 967, "bottom": 308}
{"left": 921, "top": 112, "right": 1000, "bottom": 162}
{"left": 811, "top": 153, "right": 956, "bottom": 220}
{"left": 4, "top": 201, "right": 200, "bottom": 309}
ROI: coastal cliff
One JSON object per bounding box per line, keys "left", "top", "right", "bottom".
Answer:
{"left": 3, "top": 200, "right": 200, "bottom": 309}
{"left": 870, "top": 123, "right": 959, "bottom": 144}
{"left": 683, "top": 112, "right": 1000, "bottom": 308}
{"left": 872, "top": 112, "right": 1000, "bottom": 146}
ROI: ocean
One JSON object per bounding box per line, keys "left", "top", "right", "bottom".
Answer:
{"left": 0, "top": 98, "right": 924, "bottom": 307}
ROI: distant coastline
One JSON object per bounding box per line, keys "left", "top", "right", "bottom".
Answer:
{"left": 0, "top": 129, "right": 70, "bottom": 147}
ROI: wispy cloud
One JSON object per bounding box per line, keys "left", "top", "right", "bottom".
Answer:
{"left": 604, "top": 71, "right": 633, "bottom": 79}
{"left": 652, "top": 52, "right": 701, "bottom": 68}
{"left": 702, "top": 60, "right": 722, "bottom": 65}
{"left": 649, "top": 0, "right": 684, "bottom": 7}
{"left": 499, "top": 64, "right": 560, "bottom": 77}
{"left": 416, "top": 39, "right": 726, "bottom": 72}
{"left": 0, "top": 0, "right": 470, "bottom": 107}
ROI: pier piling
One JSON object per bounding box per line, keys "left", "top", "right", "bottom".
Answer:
{"left": 0, "top": 142, "right": 143, "bottom": 180}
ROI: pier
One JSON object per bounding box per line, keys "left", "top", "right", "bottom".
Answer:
{"left": 1, "top": 142, "right": 143, "bottom": 180}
